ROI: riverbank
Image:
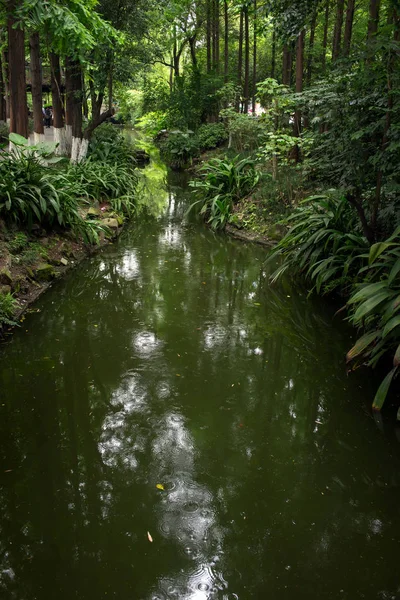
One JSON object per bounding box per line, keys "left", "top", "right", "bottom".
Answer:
{"left": 0, "top": 211, "right": 123, "bottom": 337}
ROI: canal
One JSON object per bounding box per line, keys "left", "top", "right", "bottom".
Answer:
{"left": 1, "top": 157, "right": 400, "bottom": 600}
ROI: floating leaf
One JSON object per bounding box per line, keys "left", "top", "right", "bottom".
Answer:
{"left": 147, "top": 531, "right": 153, "bottom": 542}
{"left": 156, "top": 484, "right": 164, "bottom": 490}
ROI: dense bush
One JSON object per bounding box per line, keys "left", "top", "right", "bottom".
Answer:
{"left": 0, "top": 132, "right": 139, "bottom": 242}
{"left": 158, "top": 130, "right": 200, "bottom": 169}
{"left": 346, "top": 230, "right": 400, "bottom": 409}
{"left": 269, "top": 194, "right": 369, "bottom": 294}
{"left": 189, "top": 155, "right": 259, "bottom": 229}
{"left": 0, "top": 292, "right": 18, "bottom": 328}
{"left": 197, "top": 123, "right": 228, "bottom": 151}
{"left": 136, "top": 111, "right": 168, "bottom": 138}
{"left": 221, "top": 109, "right": 266, "bottom": 152}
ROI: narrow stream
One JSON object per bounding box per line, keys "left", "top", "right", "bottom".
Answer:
{"left": 1, "top": 159, "right": 400, "bottom": 600}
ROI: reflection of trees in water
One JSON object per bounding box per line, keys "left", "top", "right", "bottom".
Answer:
{"left": 0, "top": 187, "right": 400, "bottom": 599}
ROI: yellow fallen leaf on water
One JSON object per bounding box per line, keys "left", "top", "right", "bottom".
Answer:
{"left": 147, "top": 531, "right": 153, "bottom": 542}
{"left": 253, "top": 302, "right": 261, "bottom": 306}
{"left": 156, "top": 484, "right": 164, "bottom": 490}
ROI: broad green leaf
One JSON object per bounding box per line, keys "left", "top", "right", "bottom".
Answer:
{"left": 394, "top": 345, "right": 400, "bottom": 367}
{"left": 382, "top": 316, "right": 400, "bottom": 338}
{"left": 389, "top": 258, "right": 400, "bottom": 285}
{"left": 353, "top": 292, "right": 391, "bottom": 321}
{"left": 9, "top": 132, "right": 29, "bottom": 146}
{"left": 369, "top": 242, "right": 397, "bottom": 265}
{"left": 346, "top": 331, "right": 379, "bottom": 362}
{"left": 372, "top": 367, "right": 398, "bottom": 411}
{"left": 348, "top": 282, "right": 389, "bottom": 305}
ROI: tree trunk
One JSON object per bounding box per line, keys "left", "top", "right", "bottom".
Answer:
{"left": 49, "top": 52, "right": 66, "bottom": 154}
{"left": 0, "top": 54, "right": 6, "bottom": 122}
{"left": 293, "top": 29, "right": 305, "bottom": 162}
{"left": 321, "top": 0, "right": 330, "bottom": 71}
{"left": 367, "top": 0, "right": 381, "bottom": 40}
{"left": 70, "top": 59, "right": 83, "bottom": 162}
{"left": 271, "top": 28, "right": 276, "bottom": 78}
{"left": 207, "top": 0, "right": 212, "bottom": 73}
{"left": 7, "top": 0, "right": 28, "bottom": 138}
{"left": 252, "top": 0, "right": 257, "bottom": 114}
{"left": 371, "top": 7, "right": 397, "bottom": 234}
{"left": 343, "top": 0, "right": 356, "bottom": 56}
{"left": 332, "top": 0, "right": 345, "bottom": 61}
{"left": 243, "top": 5, "right": 250, "bottom": 114}
{"left": 29, "top": 32, "right": 44, "bottom": 143}
{"left": 282, "top": 44, "right": 291, "bottom": 85}
{"left": 215, "top": 0, "right": 220, "bottom": 74}
{"left": 237, "top": 9, "right": 243, "bottom": 110}
{"left": 224, "top": 0, "right": 229, "bottom": 82}
{"left": 64, "top": 56, "right": 74, "bottom": 155}
{"left": 1, "top": 51, "right": 10, "bottom": 121}
{"left": 306, "top": 5, "right": 318, "bottom": 85}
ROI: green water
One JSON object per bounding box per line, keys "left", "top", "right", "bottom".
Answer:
{"left": 1, "top": 165, "right": 400, "bottom": 600}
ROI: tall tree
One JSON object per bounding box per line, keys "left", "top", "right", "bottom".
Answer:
{"left": 321, "top": 0, "right": 330, "bottom": 71}
{"left": 306, "top": 3, "right": 318, "bottom": 85}
{"left": 332, "top": 0, "right": 345, "bottom": 60}
{"left": 367, "top": 0, "right": 381, "bottom": 40}
{"left": 224, "top": 0, "right": 229, "bottom": 81}
{"left": 0, "top": 54, "right": 6, "bottom": 122}
{"left": 293, "top": 28, "right": 305, "bottom": 161}
{"left": 29, "top": 32, "right": 44, "bottom": 143}
{"left": 237, "top": 8, "right": 243, "bottom": 109}
{"left": 7, "top": 0, "right": 28, "bottom": 138}
{"left": 243, "top": 4, "right": 250, "bottom": 113}
{"left": 343, "top": 0, "right": 355, "bottom": 56}
{"left": 49, "top": 52, "right": 66, "bottom": 154}
{"left": 252, "top": 0, "right": 257, "bottom": 113}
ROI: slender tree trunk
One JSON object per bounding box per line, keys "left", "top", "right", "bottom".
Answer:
{"left": 49, "top": 52, "right": 66, "bottom": 154}
{"left": 0, "top": 54, "right": 6, "bottom": 122}
{"left": 252, "top": 0, "right": 257, "bottom": 113}
{"left": 70, "top": 59, "right": 83, "bottom": 162}
{"left": 207, "top": 0, "right": 212, "bottom": 73}
{"left": 215, "top": 0, "right": 220, "bottom": 74}
{"left": 29, "top": 32, "right": 44, "bottom": 143}
{"left": 224, "top": 0, "right": 229, "bottom": 82}
{"left": 282, "top": 44, "right": 291, "bottom": 85}
{"left": 189, "top": 36, "right": 198, "bottom": 69}
{"left": 64, "top": 56, "right": 74, "bottom": 155}
{"left": 293, "top": 29, "right": 305, "bottom": 162}
{"left": 367, "top": 0, "right": 381, "bottom": 40}
{"left": 82, "top": 72, "right": 89, "bottom": 120}
{"left": 237, "top": 9, "right": 243, "bottom": 111}
{"left": 271, "top": 28, "right": 276, "bottom": 78}
{"left": 7, "top": 0, "right": 28, "bottom": 138}
{"left": 243, "top": 5, "right": 250, "bottom": 113}
{"left": 212, "top": 0, "right": 216, "bottom": 69}
{"left": 321, "top": 0, "right": 330, "bottom": 71}
{"left": 1, "top": 51, "right": 10, "bottom": 121}
{"left": 306, "top": 5, "right": 318, "bottom": 85}
{"left": 372, "top": 7, "right": 397, "bottom": 233}
{"left": 343, "top": 0, "right": 356, "bottom": 56}
{"left": 332, "top": 0, "right": 345, "bottom": 61}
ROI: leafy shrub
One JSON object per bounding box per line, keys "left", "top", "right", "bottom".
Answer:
{"left": 158, "top": 130, "right": 200, "bottom": 169}
{"left": 221, "top": 109, "right": 265, "bottom": 152}
{"left": 7, "top": 232, "right": 29, "bottom": 253}
{"left": 346, "top": 229, "right": 400, "bottom": 409}
{"left": 88, "top": 124, "right": 137, "bottom": 167}
{"left": 197, "top": 123, "right": 228, "bottom": 151}
{"left": 0, "top": 121, "right": 9, "bottom": 146}
{"left": 189, "top": 155, "right": 259, "bottom": 229}
{"left": 136, "top": 111, "right": 168, "bottom": 138}
{"left": 0, "top": 292, "right": 18, "bottom": 328}
{"left": 269, "top": 194, "right": 369, "bottom": 294}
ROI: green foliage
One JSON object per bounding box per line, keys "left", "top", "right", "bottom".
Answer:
{"left": 7, "top": 232, "right": 29, "bottom": 254}
{"left": 158, "top": 130, "right": 200, "bottom": 169}
{"left": 0, "top": 292, "right": 18, "bottom": 328}
{"left": 221, "top": 109, "right": 265, "bottom": 152}
{"left": 88, "top": 124, "right": 137, "bottom": 167}
{"left": 136, "top": 111, "right": 168, "bottom": 137}
{"left": 189, "top": 155, "right": 259, "bottom": 229}
{"left": 0, "top": 121, "right": 9, "bottom": 146}
{"left": 269, "top": 194, "right": 369, "bottom": 294}
{"left": 197, "top": 123, "right": 228, "bottom": 151}
{"left": 346, "top": 228, "right": 400, "bottom": 409}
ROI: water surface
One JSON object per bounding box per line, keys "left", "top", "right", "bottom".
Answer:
{"left": 1, "top": 167, "right": 400, "bottom": 600}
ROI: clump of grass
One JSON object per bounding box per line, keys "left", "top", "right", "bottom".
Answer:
{"left": 7, "top": 232, "right": 29, "bottom": 254}
{"left": 0, "top": 292, "right": 18, "bottom": 328}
